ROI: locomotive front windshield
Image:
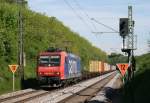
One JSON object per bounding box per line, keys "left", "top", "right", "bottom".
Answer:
{"left": 39, "top": 55, "right": 60, "bottom": 66}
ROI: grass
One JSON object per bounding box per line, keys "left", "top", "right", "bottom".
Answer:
{"left": 0, "top": 77, "right": 21, "bottom": 95}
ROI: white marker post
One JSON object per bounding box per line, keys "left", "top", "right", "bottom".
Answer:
{"left": 9, "top": 65, "right": 18, "bottom": 91}
{"left": 13, "top": 72, "right": 15, "bottom": 91}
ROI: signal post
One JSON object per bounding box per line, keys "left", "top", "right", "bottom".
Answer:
{"left": 119, "top": 6, "right": 137, "bottom": 82}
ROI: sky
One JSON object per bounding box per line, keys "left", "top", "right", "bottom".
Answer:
{"left": 28, "top": 0, "right": 150, "bottom": 55}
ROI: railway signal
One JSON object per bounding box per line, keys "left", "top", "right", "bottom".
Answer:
{"left": 119, "top": 6, "right": 137, "bottom": 82}
{"left": 119, "top": 18, "right": 129, "bottom": 37}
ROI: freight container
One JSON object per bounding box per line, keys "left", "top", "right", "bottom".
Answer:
{"left": 89, "top": 61, "right": 104, "bottom": 73}
{"left": 111, "top": 65, "right": 116, "bottom": 71}
{"left": 89, "top": 61, "right": 98, "bottom": 72}
{"left": 99, "top": 61, "right": 104, "bottom": 73}
{"left": 104, "top": 63, "right": 110, "bottom": 71}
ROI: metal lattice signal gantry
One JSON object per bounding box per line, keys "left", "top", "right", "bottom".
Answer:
{"left": 127, "top": 6, "right": 137, "bottom": 50}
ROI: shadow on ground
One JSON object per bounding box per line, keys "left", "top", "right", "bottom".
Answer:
{"left": 87, "top": 87, "right": 123, "bottom": 103}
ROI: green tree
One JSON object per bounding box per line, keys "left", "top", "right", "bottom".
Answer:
{"left": 108, "top": 53, "right": 128, "bottom": 65}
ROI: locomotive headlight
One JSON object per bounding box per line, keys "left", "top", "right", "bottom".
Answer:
{"left": 55, "top": 72, "right": 60, "bottom": 75}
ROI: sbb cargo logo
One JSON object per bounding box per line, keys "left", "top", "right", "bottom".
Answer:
{"left": 68, "top": 60, "right": 77, "bottom": 74}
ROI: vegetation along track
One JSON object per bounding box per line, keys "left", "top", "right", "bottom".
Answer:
{"left": 59, "top": 72, "right": 116, "bottom": 103}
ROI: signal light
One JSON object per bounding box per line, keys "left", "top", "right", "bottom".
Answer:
{"left": 119, "top": 18, "right": 129, "bottom": 37}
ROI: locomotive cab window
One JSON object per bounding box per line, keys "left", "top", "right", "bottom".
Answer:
{"left": 39, "top": 56, "right": 50, "bottom": 66}
{"left": 50, "top": 55, "right": 60, "bottom": 66}
{"left": 39, "top": 55, "right": 60, "bottom": 66}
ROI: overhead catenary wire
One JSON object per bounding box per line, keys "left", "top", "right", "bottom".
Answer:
{"left": 91, "top": 18, "right": 119, "bottom": 33}
{"left": 64, "top": 0, "right": 119, "bottom": 35}
{"left": 72, "top": 0, "right": 119, "bottom": 34}
{"left": 73, "top": 0, "right": 97, "bottom": 31}
{"left": 63, "top": 0, "right": 93, "bottom": 32}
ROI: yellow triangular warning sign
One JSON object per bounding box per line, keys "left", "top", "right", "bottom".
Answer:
{"left": 9, "top": 65, "right": 18, "bottom": 73}
{"left": 116, "top": 63, "right": 129, "bottom": 76}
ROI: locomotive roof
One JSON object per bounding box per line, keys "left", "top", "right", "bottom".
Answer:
{"left": 39, "top": 51, "right": 66, "bottom": 55}
{"left": 39, "top": 47, "right": 80, "bottom": 58}
{"left": 39, "top": 51, "right": 80, "bottom": 59}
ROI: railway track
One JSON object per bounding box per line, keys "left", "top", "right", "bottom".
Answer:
{"left": 0, "top": 89, "right": 50, "bottom": 103}
{"left": 0, "top": 71, "right": 117, "bottom": 103}
{"left": 27, "top": 71, "right": 117, "bottom": 103}
{"left": 0, "top": 89, "right": 34, "bottom": 102}
{"left": 59, "top": 72, "right": 116, "bottom": 103}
